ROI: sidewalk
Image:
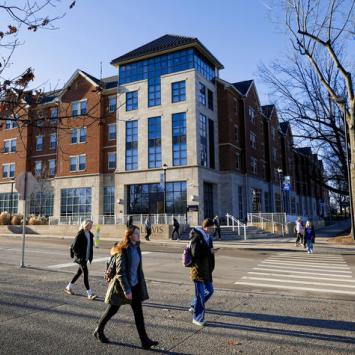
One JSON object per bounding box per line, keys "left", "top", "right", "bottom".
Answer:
{"left": 0, "top": 220, "right": 352, "bottom": 250}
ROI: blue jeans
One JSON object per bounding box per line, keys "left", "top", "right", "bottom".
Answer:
{"left": 306, "top": 239, "right": 313, "bottom": 252}
{"left": 192, "top": 281, "right": 214, "bottom": 322}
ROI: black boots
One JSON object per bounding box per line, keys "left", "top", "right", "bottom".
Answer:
{"left": 93, "top": 327, "right": 109, "bottom": 343}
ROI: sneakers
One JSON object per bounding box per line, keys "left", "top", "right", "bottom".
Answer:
{"left": 145, "top": 236, "right": 150, "bottom": 241}
{"left": 192, "top": 319, "right": 206, "bottom": 326}
{"left": 188, "top": 307, "right": 194, "bottom": 313}
{"left": 64, "top": 288, "right": 74, "bottom": 295}
{"left": 141, "top": 339, "right": 159, "bottom": 350}
{"left": 88, "top": 294, "right": 97, "bottom": 300}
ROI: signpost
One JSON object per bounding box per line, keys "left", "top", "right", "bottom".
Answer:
{"left": 15, "top": 172, "right": 39, "bottom": 268}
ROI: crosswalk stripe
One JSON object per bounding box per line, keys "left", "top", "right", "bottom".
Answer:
{"left": 279, "top": 254, "right": 345, "bottom": 260}
{"left": 234, "top": 282, "right": 355, "bottom": 295}
{"left": 268, "top": 258, "right": 346, "bottom": 265}
{"left": 248, "top": 272, "right": 355, "bottom": 283}
{"left": 266, "top": 259, "right": 347, "bottom": 267}
{"left": 48, "top": 252, "right": 152, "bottom": 269}
{"left": 241, "top": 276, "right": 355, "bottom": 288}
{"left": 260, "top": 261, "right": 350, "bottom": 270}
{"left": 253, "top": 267, "right": 352, "bottom": 277}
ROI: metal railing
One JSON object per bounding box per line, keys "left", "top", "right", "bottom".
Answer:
{"left": 247, "top": 212, "right": 287, "bottom": 236}
{"left": 49, "top": 214, "right": 187, "bottom": 225}
{"left": 49, "top": 215, "right": 93, "bottom": 225}
{"left": 225, "top": 213, "right": 247, "bottom": 240}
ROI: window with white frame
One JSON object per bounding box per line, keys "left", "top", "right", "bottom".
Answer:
{"left": 50, "top": 133, "right": 57, "bottom": 150}
{"left": 108, "top": 151, "right": 116, "bottom": 170}
{"left": 108, "top": 96, "right": 117, "bottom": 113}
{"left": 71, "top": 127, "right": 86, "bottom": 144}
{"left": 71, "top": 100, "right": 87, "bottom": 117}
{"left": 248, "top": 106, "right": 256, "bottom": 124}
{"left": 250, "top": 132, "right": 256, "bottom": 149}
{"left": 5, "top": 116, "right": 17, "bottom": 129}
{"left": 48, "top": 159, "right": 56, "bottom": 176}
{"left": 2, "top": 163, "right": 15, "bottom": 178}
{"left": 50, "top": 107, "right": 58, "bottom": 122}
{"left": 198, "top": 82, "right": 206, "bottom": 105}
{"left": 70, "top": 155, "right": 86, "bottom": 172}
{"left": 250, "top": 157, "right": 257, "bottom": 174}
{"left": 35, "top": 161, "right": 43, "bottom": 176}
{"left": 3, "top": 139, "right": 16, "bottom": 153}
{"left": 108, "top": 123, "right": 116, "bottom": 141}
{"left": 36, "top": 136, "right": 43, "bottom": 151}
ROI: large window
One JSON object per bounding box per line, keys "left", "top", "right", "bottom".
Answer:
{"left": 48, "top": 159, "right": 56, "bottom": 176}
{"left": 2, "top": 163, "right": 15, "bottom": 178}
{"left": 0, "top": 192, "right": 18, "bottom": 214}
{"left": 172, "top": 112, "right": 187, "bottom": 166}
{"left": 108, "top": 152, "right": 116, "bottom": 170}
{"left": 249, "top": 106, "right": 256, "bottom": 124}
{"left": 127, "top": 181, "right": 187, "bottom": 214}
{"left": 71, "top": 127, "right": 86, "bottom": 144}
{"left": 4, "top": 139, "right": 16, "bottom": 153}
{"left": 108, "top": 96, "right": 117, "bottom": 113}
{"left": 70, "top": 155, "right": 86, "bottom": 172}
{"left": 36, "top": 136, "right": 43, "bottom": 151}
{"left": 29, "top": 192, "right": 54, "bottom": 216}
{"left": 50, "top": 133, "right": 57, "bottom": 150}
{"left": 172, "top": 81, "right": 186, "bottom": 103}
{"left": 126, "top": 91, "right": 138, "bottom": 111}
{"left": 50, "top": 107, "right": 58, "bottom": 122}
{"left": 148, "top": 77, "right": 161, "bottom": 107}
{"left": 199, "top": 114, "right": 207, "bottom": 167}
{"left": 35, "top": 161, "right": 43, "bottom": 176}
{"left": 148, "top": 117, "right": 161, "bottom": 168}
{"left": 103, "top": 186, "right": 115, "bottom": 216}
{"left": 60, "top": 187, "right": 92, "bottom": 217}
{"left": 5, "top": 117, "right": 17, "bottom": 129}
{"left": 198, "top": 82, "right": 206, "bottom": 105}
{"left": 125, "top": 120, "right": 138, "bottom": 170}
{"left": 108, "top": 123, "right": 116, "bottom": 141}
{"left": 207, "top": 89, "right": 214, "bottom": 110}
{"left": 71, "top": 100, "right": 87, "bottom": 117}
{"left": 251, "top": 188, "right": 262, "bottom": 213}
{"left": 250, "top": 132, "right": 256, "bottom": 149}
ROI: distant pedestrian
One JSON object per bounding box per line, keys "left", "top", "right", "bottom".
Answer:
{"left": 172, "top": 217, "right": 180, "bottom": 240}
{"left": 213, "top": 215, "right": 222, "bottom": 240}
{"left": 144, "top": 215, "right": 152, "bottom": 241}
{"left": 295, "top": 218, "right": 304, "bottom": 246}
{"left": 188, "top": 218, "right": 215, "bottom": 326}
{"left": 304, "top": 220, "right": 315, "bottom": 254}
{"left": 93, "top": 225, "right": 159, "bottom": 350}
{"left": 65, "top": 220, "right": 97, "bottom": 300}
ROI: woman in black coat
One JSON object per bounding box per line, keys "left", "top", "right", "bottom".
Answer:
{"left": 65, "top": 219, "right": 97, "bottom": 300}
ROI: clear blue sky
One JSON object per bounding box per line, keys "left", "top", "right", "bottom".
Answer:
{"left": 3, "top": 0, "right": 288, "bottom": 103}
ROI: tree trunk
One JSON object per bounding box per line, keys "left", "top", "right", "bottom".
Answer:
{"left": 348, "top": 116, "right": 355, "bottom": 239}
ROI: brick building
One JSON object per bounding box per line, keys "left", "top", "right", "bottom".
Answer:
{"left": 0, "top": 34, "right": 329, "bottom": 224}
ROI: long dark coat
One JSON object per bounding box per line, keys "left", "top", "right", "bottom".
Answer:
{"left": 71, "top": 229, "right": 94, "bottom": 264}
{"left": 105, "top": 244, "right": 149, "bottom": 306}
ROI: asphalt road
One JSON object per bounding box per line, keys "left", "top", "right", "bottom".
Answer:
{"left": 0, "top": 236, "right": 355, "bottom": 354}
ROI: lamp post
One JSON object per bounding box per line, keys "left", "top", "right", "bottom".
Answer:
{"left": 277, "top": 167, "right": 285, "bottom": 237}
{"left": 162, "top": 163, "right": 168, "bottom": 215}
{"left": 10, "top": 177, "right": 15, "bottom": 218}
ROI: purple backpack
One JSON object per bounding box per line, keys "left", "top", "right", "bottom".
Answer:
{"left": 182, "top": 243, "right": 193, "bottom": 267}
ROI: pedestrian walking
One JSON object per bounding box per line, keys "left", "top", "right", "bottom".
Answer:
{"left": 304, "top": 220, "right": 316, "bottom": 254}
{"left": 172, "top": 217, "right": 180, "bottom": 240}
{"left": 65, "top": 220, "right": 97, "bottom": 300}
{"left": 126, "top": 215, "right": 133, "bottom": 228}
{"left": 213, "top": 215, "right": 222, "bottom": 240}
{"left": 188, "top": 218, "right": 215, "bottom": 326}
{"left": 144, "top": 215, "right": 152, "bottom": 241}
{"left": 295, "top": 217, "right": 305, "bottom": 246}
{"left": 93, "top": 225, "right": 159, "bottom": 350}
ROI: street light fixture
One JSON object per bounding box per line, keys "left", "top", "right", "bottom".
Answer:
{"left": 162, "top": 163, "right": 168, "bottom": 215}
{"left": 277, "top": 168, "right": 285, "bottom": 237}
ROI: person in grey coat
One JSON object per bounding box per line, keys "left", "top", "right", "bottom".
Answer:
{"left": 93, "top": 225, "right": 158, "bottom": 350}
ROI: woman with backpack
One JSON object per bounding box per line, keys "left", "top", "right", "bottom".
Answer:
{"left": 93, "top": 225, "right": 159, "bottom": 350}
{"left": 304, "top": 220, "right": 316, "bottom": 254}
{"left": 65, "top": 219, "right": 97, "bottom": 300}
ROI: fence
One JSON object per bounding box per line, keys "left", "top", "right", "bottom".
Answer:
{"left": 247, "top": 212, "right": 287, "bottom": 236}
{"left": 225, "top": 213, "right": 247, "bottom": 240}
{"left": 49, "top": 214, "right": 187, "bottom": 226}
